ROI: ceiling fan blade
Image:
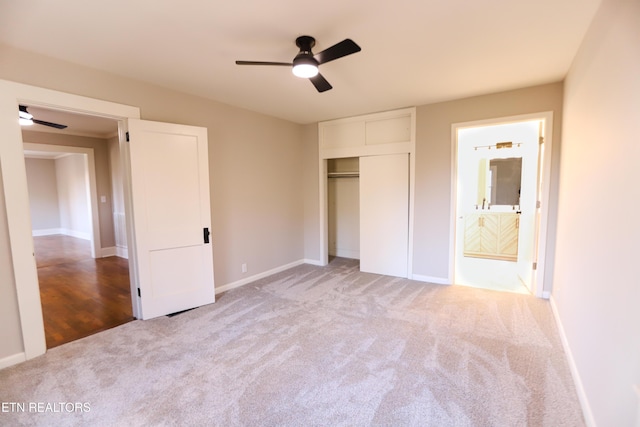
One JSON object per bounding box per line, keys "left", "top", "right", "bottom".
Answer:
{"left": 314, "top": 39, "right": 361, "bottom": 65}
{"left": 309, "top": 73, "right": 332, "bottom": 92}
{"left": 32, "top": 119, "right": 68, "bottom": 129}
{"left": 235, "top": 60, "right": 293, "bottom": 66}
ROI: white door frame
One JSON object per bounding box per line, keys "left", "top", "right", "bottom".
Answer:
{"left": 23, "top": 143, "right": 101, "bottom": 259}
{"left": 0, "top": 79, "right": 140, "bottom": 362}
{"left": 449, "top": 111, "right": 554, "bottom": 298}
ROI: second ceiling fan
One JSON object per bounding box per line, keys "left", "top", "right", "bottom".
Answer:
{"left": 236, "top": 36, "right": 361, "bottom": 93}
{"left": 19, "top": 105, "right": 67, "bottom": 129}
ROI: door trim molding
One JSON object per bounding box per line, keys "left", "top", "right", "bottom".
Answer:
{"left": 449, "top": 111, "right": 554, "bottom": 297}
{"left": 0, "top": 79, "right": 140, "bottom": 363}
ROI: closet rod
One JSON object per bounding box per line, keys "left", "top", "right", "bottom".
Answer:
{"left": 328, "top": 172, "right": 359, "bottom": 178}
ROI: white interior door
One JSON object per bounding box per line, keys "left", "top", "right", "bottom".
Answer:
{"left": 359, "top": 153, "right": 409, "bottom": 277}
{"left": 128, "top": 119, "right": 214, "bottom": 319}
{"left": 518, "top": 122, "right": 545, "bottom": 292}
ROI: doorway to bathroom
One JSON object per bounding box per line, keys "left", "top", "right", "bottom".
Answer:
{"left": 452, "top": 113, "right": 553, "bottom": 297}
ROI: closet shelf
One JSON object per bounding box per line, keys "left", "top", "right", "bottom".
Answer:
{"left": 328, "top": 172, "right": 359, "bottom": 178}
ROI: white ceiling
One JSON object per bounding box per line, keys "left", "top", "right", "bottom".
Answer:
{"left": 0, "top": 0, "right": 602, "bottom": 125}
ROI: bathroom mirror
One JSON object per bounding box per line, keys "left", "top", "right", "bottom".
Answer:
{"left": 477, "top": 157, "right": 522, "bottom": 206}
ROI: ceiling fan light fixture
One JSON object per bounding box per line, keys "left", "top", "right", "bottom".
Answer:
{"left": 18, "top": 106, "right": 33, "bottom": 126}
{"left": 292, "top": 56, "right": 318, "bottom": 78}
{"left": 19, "top": 105, "right": 33, "bottom": 120}
{"left": 292, "top": 64, "right": 318, "bottom": 78}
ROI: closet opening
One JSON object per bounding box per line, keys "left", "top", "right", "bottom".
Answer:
{"left": 327, "top": 157, "right": 360, "bottom": 262}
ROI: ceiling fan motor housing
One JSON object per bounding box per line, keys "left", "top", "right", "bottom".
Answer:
{"left": 295, "top": 35, "right": 316, "bottom": 52}
{"left": 293, "top": 36, "right": 318, "bottom": 67}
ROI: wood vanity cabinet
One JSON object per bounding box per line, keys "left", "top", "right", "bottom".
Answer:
{"left": 464, "top": 212, "right": 519, "bottom": 261}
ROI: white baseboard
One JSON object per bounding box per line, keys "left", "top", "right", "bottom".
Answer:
{"left": 549, "top": 296, "right": 596, "bottom": 427}
{"left": 303, "top": 258, "right": 324, "bottom": 266}
{"left": 215, "top": 259, "right": 306, "bottom": 295}
{"left": 32, "top": 228, "right": 91, "bottom": 240}
{"left": 411, "top": 274, "right": 450, "bottom": 285}
{"left": 101, "top": 246, "right": 117, "bottom": 257}
{"left": 61, "top": 229, "right": 91, "bottom": 240}
{"left": 0, "top": 352, "right": 26, "bottom": 370}
{"left": 32, "top": 228, "right": 63, "bottom": 236}
{"left": 99, "top": 246, "right": 128, "bottom": 259}
{"left": 117, "top": 246, "right": 128, "bottom": 259}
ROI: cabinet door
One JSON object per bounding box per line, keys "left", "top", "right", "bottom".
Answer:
{"left": 359, "top": 154, "right": 409, "bottom": 277}
{"left": 482, "top": 214, "right": 499, "bottom": 254}
{"left": 464, "top": 213, "right": 499, "bottom": 257}
{"left": 497, "top": 214, "right": 519, "bottom": 259}
{"left": 464, "top": 214, "right": 482, "bottom": 254}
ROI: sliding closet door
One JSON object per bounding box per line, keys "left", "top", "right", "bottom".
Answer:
{"left": 359, "top": 153, "right": 409, "bottom": 277}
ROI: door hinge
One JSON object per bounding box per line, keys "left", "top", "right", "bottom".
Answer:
{"left": 137, "top": 287, "right": 141, "bottom": 297}
{"left": 539, "top": 136, "right": 544, "bottom": 144}
{"left": 203, "top": 227, "right": 210, "bottom": 244}
{"left": 532, "top": 262, "right": 537, "bottom": 270}
{"left": 126, "top": 131, "right": 130, "bottom": 142}
{"left": 536, "top": 200, "right": 541, "bottom": 209}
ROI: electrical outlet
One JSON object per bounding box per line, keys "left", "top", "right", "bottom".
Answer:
{"left": 241, "top": 263, "right": 247, "bottom": 273}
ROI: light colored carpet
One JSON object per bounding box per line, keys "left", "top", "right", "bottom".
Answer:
{"left": 0, "top": 258, "right": 584, "bottom": 426}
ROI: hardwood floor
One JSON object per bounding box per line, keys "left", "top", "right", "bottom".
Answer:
{"left": 34, "top": 235, "right": 134, "bottom": 349}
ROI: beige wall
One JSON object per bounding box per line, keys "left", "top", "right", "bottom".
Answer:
{"left": 413, "top": 83, "right": 563, "bottom": 285}
{"left": 25, "top": 158, "right": 60, "bottom": 231}
{"left": 22, "top": 131, "right": 115, "bottom": 247}
{"left": 108, "top": 136, "right": 125, "bottom": 215}
{"left": 55, "top": 153, "right": 91, "bottom": 238}
{"left": 211, "top": 111, "right": 303, "bottom": 283}
{"left": 108, "top": 136, "right": 127, "bottom": 250}
{"left": 554, "top": 0, "right": 640, "bottom": 425}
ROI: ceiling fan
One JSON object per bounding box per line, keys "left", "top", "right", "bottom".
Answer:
{"left": 236, "top": 36, "right": 361, "bottom": 92}
{"left": 19, "top": 105, "right": 68, "bottom": 129}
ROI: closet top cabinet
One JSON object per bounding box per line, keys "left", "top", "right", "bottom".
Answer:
{"left": 319, "top": 108, "right": 415, "bottom": 159}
